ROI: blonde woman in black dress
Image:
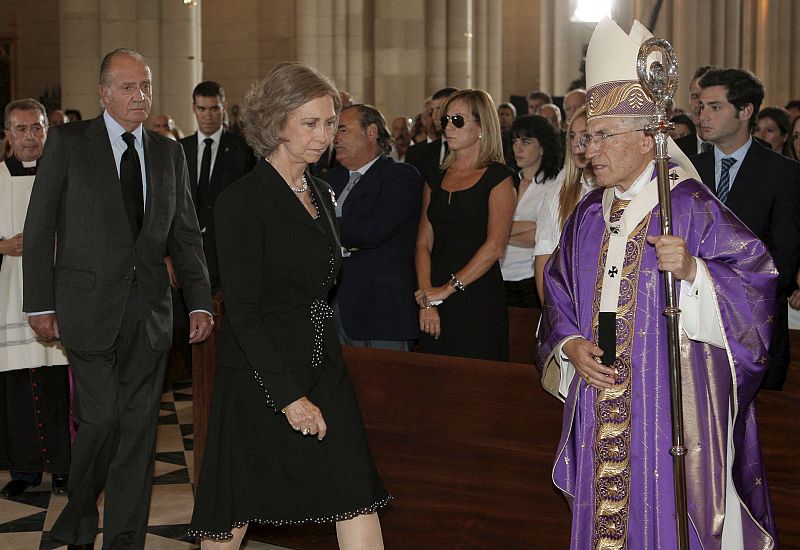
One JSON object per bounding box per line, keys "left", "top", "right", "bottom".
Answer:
{"left": 189, "top": 63, "right": 389, "bottom": 549}
{"left": 414, "top": 89, "right": 516, "bottom": 360}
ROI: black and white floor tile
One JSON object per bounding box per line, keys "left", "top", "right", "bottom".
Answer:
{"left": 0, "top": 381, "right": 289, "bottom": 549}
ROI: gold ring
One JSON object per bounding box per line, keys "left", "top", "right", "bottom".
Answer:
{"left": 302, "top": 428, "right": 310, "bottom": 435}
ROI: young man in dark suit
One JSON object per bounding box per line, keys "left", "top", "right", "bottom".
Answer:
{"left": 173, "top": 81, "right": 255, "bottom": 369}
{"left": 325, "top": 104, "right": 423, "bottom": 351}
{"left": 179, "top": 80, "right": 255, "bottom": 289}
{"left": 23, "top": 49, "right": 213, "bottom": 549}
{"left": 693, "top": 67, "right": 800, "bottom": 391}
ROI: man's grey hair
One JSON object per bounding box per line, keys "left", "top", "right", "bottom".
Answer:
{"left": 4, "top": 98, "right": 47, "bottom": 129}
{"left": 99, "top": 48, "right": 150, "bottom": 88}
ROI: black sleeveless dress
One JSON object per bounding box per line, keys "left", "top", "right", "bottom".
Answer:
{"left": 420, "top": 162, "right": 513, "bottom": 361}
{"left": 189, "top": 160, "right": 390, "bottom": 541}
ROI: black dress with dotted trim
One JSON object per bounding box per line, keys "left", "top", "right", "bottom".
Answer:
{"left": 189, "top": 160, "right": 390, "bottom": 541}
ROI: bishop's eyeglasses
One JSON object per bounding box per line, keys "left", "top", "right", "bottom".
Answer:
{"left": 577, "top": 127, "right": 646, "bottom": 150}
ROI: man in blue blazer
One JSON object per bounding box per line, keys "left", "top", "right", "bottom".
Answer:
{"left": 325, "top": 104, "right": 423, "bottom": 350}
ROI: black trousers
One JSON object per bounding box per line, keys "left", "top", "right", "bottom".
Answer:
{"left": 50, "top": 283, "right": 168, "bottom": 549}
{"left": 504, "top": 276, "right": 541, "bottom": 309}
{"left": 0, "top": 365, "right": 71, "bottom": 480}
{"left": 762, "top": 297, "right": 789, "bottom": 390}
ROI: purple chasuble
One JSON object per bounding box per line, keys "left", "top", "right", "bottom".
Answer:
{"left": 536, "top": 174, "right": 778, "bottom": 549}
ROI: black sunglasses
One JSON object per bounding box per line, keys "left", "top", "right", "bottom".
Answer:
{"left": 440, "top": 114, "right": 475, "bottom": 129}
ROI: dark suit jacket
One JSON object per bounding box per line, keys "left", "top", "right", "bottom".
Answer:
{"left": 23, "top": 115, "right": 212, "bottom": 352}
{"left": 180, "top": 131, "right": 254, "bottom": 290}
{"left": 692, "top": 139, "right": 800, "bottom": 294}
{"left": 675, "top": 133, "right": 700, "bottom": 157}
{"left": 406, "top": 138, "right": 443, "bottom": 182}
{"left": 179, "top": 131, "right": 255, "bottom": 231}
{"left": 214, "top": 159, "right": 343, "bottom": 409}
{"left": 692, "top": 139, "right": 800, "bottom": 381}
{"left": 325, "top": 156, "right": 423, "bottom": 341}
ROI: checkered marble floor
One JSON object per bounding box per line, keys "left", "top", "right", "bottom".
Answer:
{"left": 0, "top": 381, "right": 291, "bottom": 550}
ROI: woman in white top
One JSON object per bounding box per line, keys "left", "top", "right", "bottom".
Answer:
{"left": 533, "top": 106, "right": 595, "bottom": 304}
{"left": 500, "top": 115, "right": 562, "bottom": 308}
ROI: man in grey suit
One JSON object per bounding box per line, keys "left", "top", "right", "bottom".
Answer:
{"left": 23, "top": 49, "right": 213, "bottom": 549}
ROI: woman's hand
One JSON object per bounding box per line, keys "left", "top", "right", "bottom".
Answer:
{"left": 414, "top": 285, "right": 452, "bottom": 308}
{"left": 419, "top": 306, "right": 441, "bottom": 339}
{"left": 284, "top": 396, "right": 327, "bottom": 440}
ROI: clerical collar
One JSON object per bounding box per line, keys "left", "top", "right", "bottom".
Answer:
{"left": 3, "top": 155, "right": 36, "bottom": 176}
{"left": 614, "top": 161, "right": 655, "bottom": 200}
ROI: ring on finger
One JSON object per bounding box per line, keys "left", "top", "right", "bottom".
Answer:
{"left": 302, "top": 428, "right": 310, "bottom": 435}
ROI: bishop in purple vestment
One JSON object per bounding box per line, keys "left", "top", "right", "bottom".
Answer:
{"left": 535, "top": 17, "right": 779, "bottom": 550}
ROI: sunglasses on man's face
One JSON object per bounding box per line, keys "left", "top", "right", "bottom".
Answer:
{"left": 440, "top": 114, "right": 476, "bottom": 129}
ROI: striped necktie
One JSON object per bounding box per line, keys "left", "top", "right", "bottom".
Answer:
{"left": 716, "top": 157, "right": 737, "bottom": 203}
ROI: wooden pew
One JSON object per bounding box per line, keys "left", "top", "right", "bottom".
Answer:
{"left": 507, "top": 306, "right": 540, "bottom": 364}
{"left": 192, "top": 303, "right": 799, "bottom": 548}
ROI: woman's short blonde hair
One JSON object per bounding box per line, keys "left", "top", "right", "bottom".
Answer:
{"left": 439, "top": 89, "right": 504, "bottom": 169}
{"left": 242, "top": 62, "right": 341, "bottom": 158}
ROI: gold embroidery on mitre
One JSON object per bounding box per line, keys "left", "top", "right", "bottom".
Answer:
{"left": 587, "top": 81, "right": 654, "bottom": 119}
{"left": 590, "top": 206, "right": 651, "bottom": 550}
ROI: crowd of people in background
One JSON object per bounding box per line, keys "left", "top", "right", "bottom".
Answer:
{"left": 3, "top": 61, "right": 800, "bottom": 374}
{"left": 2, "top": 72, "right": 799, "bottom": 340}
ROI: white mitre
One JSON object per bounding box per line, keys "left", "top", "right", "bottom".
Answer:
{"left": 585, "top": 17, "right": 699, "bottom": 180}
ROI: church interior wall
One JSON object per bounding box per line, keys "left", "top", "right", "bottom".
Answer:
{"left": 0, "top": 0, "right": 798, "bottom": 134}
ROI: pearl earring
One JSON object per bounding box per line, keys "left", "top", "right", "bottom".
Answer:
{"left": 479, "top": 132, "right": 483, "bottom": 139}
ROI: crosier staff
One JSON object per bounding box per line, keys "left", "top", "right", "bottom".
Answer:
{"left": 636, "top": 37, "right": 690, "bottom": 550}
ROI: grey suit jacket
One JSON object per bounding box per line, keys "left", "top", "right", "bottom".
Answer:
{"left": 23, "top": 114, "right": 212, "bottom": 351}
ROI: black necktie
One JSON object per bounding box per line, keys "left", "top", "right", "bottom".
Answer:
{"left": 198, "top": 137, "right": 214, "bottom": 197}
{"left": 120, "top": 132, "right": 144, "bottom": 240}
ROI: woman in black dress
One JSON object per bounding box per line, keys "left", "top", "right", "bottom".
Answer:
{"left": 415, "top": 89, "right": 516, "bottom": 360}
{"left": 189, "top": 63, "right": 389, "bottom": 549}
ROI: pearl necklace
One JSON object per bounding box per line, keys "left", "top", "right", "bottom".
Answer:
{"left": 264, "top": 156, "right": 309, "bottom": 194}
{"left": 288, "top": 175, "right": 309, "bottom": 194}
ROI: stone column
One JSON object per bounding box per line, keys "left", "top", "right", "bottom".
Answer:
{"left": 153, "top": 0, "right": 201, "bottom": 132}
{"left": 486, "top": 1, "right": 502, "bottom": 102}
{"left": 346, "top": 0, "right": 370, "bottom": 104}
{"left": 58, "top": 0, "right": 200, "bottom": 132}
{"left": 538, "top": 0, "right": 592, "bottom": 97}
{"left": 471, "top": 0, "right": 502, "bottom": 101}
{"left": 373, "top": 0, "right": 426, "bottom": 120}
{"left": 473, "top": 0, "right": 488, "bottom": 90}
{"left": 446, "top": 0, "right": 472, "bottom": 88}
{"left": 425, "top": 0, "right": 447, "bottom": 94}
{"left": 59, "top": 0, "right": 102, "bottom": 119}
{"left": 296, "top": 0, "right": 319, "bottom": 68}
